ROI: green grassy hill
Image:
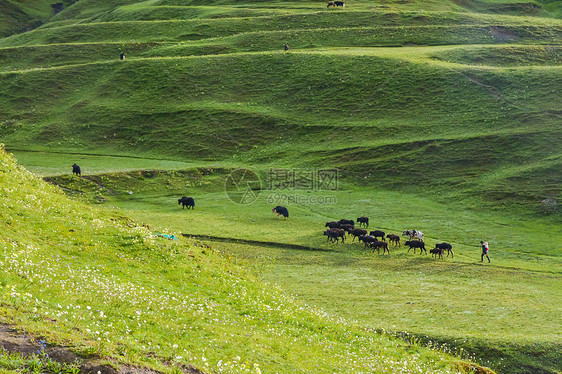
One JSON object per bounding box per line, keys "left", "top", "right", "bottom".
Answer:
{"left": 0, "top": 0, "right": 560, "bottom": 373}
{"left": 0, "top": 0, "right": 79, "bottom": 37}
{"left": 0, "top": 0, "right": 560, "bottom": 213}
{"left": 0, "top": 147, "right": 484, "bottom": 372}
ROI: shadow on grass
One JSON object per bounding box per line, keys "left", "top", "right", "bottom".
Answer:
{"left": 181, "top": 233, "right": 335, "bottom": 252}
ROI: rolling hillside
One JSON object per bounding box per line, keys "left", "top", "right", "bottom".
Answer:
{"left": 0, "top": 0, "right": 78, "bottom": 37}
{"left": 0, "top": 146, "right": 484, "bottom": 373}
{"left": 0, "top": 1, "right": 561, "bottom": 373}
{"left": 0, "top": 0, "right": 560, "bottom": 214}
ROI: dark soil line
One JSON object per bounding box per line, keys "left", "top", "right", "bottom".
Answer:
{"left": 0, "top": 324, "right": 202, "bottom": 374}
{"left": 182, "top": 233, "right": 334, "bottom": 252}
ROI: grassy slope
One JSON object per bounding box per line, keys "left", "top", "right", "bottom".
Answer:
{"left": 0, "top": 2, "right": 560, "bottom": 213}
{"left": 0, "top": 147, "right": 480, "bottom": 373}
{"left": 0, "top": 0, "right": 560, "bottom": 372}
{"left": 0, "top": 0, "right": 79, "bottom": 37}
{"left": 43, "top": 167, "right": 562, "bottom": 374}
{"left": 0, "top": 0, "right": 51, "bottom": 37}
{"left": 0, "top": 50, "right": 560, "bottom": 212}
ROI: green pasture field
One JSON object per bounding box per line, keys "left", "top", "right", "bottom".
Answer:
{"left": 1, "top": 0, "right": 561, "bottom": 372}
{"left": 1, "top": 149, "right": 482, "bottom": 374}
{"left": 36, "top": 161, "right": 561, "bottom": 374}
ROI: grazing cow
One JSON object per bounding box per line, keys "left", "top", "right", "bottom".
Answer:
{"left": 273, "top": 206, "right": 289, "bottom": 218}
{"left": 178, "top": 196, "right": 195, "bottom": 209}
{"left": 340, "top": 223, "right": 354, "bottom": 233}
{"left": 339, "top": 219, "right": 355, "bottom": 226}
{"left": 369, "top": 230, "right": 386, "bottom": 241}
{"left": 327, "top": 1, "right": 345, "bottom": 7}
{"left": 324, "top": 228, "right": 346, "bottom": 243}
{"left": 325, "top": 221, "right": 341, "bottom": 229}
{"left": 430, "top": 247, "right": 444, "bottom": 260}
{"left": 72, "top": 163, "right": 81, "bottom": 176}
{"left": 358, "top": 235, "right": 376, "bottom": 248}
{"left": 284, "top": 43, "right": 290, "bottom": 51}
{"left": 370, "top": 240, "right": 389, "bottom": 255}
{"left": 404, "top": 240, "right": 426, "bottom": 254}
{"left": 434, "top": 242, "right": 454, "bottom": 258}
{"left": 357, "top": 216, "right": 369, "bottom": 228}
{"left": 349, "top": 228, "right": 367, "bottom": 242}
{"left": 402, "top": 229, "right": 424, "bottom": 242}
{"left": 386, "top": 234, "right": 401, "bottom": 247}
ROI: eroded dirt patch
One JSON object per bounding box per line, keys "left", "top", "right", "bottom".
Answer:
{"left": 0, "top": 324, "right": 202, "bottom": 374}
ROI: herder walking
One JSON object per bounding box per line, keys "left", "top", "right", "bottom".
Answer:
{"left": 480, "top": 241, "right": 490, "bottom": 263}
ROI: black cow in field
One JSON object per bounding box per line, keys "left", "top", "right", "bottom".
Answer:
{"left": 369, "top": 230, "right": 385, "bottom": 241}
{"left": 72, "top": 164, "right": 81, "bottom": 176}
{"left": 430, "top": 247, "right": 444, "bottom": 260}
{"left": 358, "top": 235, "right": 376, "bottom": 248}
{"left": 357, "top": 216, "right": 369, "bottom": 228}
{"left": 178, "top": 196, "right": 195, "bottom": 209}
{"left": 325, "top": 221, "right": 341, "bottom": 229}
{"left": 349, "top": 228, "right": 367, "bottom": 242}
{"left": 370, "top": 240, "right": 389, "bottom": 255}
{"left": 405, "top": 240, "right": 426, "bottom": 254}
{"left": 324, "top": 228, "right": 346, "bottom": 243}
{"left": 273, "top": 206, "right": 289, "bottom": 218}
{"left": 434, "top": 242, "right": 454, "bottom": 258}
{"left": 327, "top": 1, "right": 345, "bottom": 7}
{"left": 386, "top": 234, "right": 401, "bottom": 247}
{"left": 338, "top": 219, "right": 354, "bottom": 226}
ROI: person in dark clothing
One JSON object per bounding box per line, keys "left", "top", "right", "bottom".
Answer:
{"left": 480, "top": 241, "right": 490, "bottom": 262}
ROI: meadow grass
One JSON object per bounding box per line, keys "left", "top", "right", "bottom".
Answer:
{"left": 0, "top": 1, "right": 560, "bottom": 216}
{"left": 39, "top": 166, "right": 561, "bottom": 373}
{"left": 1, "top": 0, "right": 561, "bottom": 372}
{"left": 0, "top": 148, "right": 479, "bottom": 373}
{"left": 0, "top": 349, "right": 81, "bottom": 374}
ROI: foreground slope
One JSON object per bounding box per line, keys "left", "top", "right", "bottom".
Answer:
{"left": 0, "top": 146, "right": 478, "bottom": 372}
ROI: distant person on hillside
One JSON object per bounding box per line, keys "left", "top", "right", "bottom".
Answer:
{"left": 120, "top": 52, "right": 125, "bottom": 60}
{"left": 72, "top": 163, "right": 81, "bottom": 176}
{"left": 284, "top": 43, "right": 290, "bottom": 51}
{"left": 480, "top": 240, "right": 490, "bottom": 263}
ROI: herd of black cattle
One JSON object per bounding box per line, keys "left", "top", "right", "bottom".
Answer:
{"left": 323, "top": 217, "right": 454, "bottom": 259}
{"left": 178, "top": 200, "right": 453, "bottom": 259}
{"left": 271, "top": 206, "right": 453, "bottom": 259}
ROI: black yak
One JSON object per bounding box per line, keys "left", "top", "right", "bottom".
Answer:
{"left": 72, "top": 164, "right": 81, "bottom": 176}
{"left": 178, "top": 196, "right": 195, "bottom": 209}
{"left": 273, "top": 206, "right": 289, "bottom": 218}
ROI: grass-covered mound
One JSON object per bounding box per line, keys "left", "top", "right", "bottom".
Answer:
{"left": 0, "top": 146, "right": 480, "bottom": 372}
{"left": 0, "top": 0, "right": 52, "bottom": 38}
{"left": 0, "top": 0, "right": 560, "bottom": 214}
{"left": 41, "top": 162, "right": 562, "bottom": 374}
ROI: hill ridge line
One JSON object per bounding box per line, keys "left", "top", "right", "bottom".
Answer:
{"left": 3, "top": 50, "right": 561, "bottom": 75}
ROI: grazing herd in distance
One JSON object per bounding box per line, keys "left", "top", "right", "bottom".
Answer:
{"left": 175, "top": 200, "right": 453, "bottom": 260}
{"left": 69, "top": 162, "right": 452, "bottom": 261}
{"left": 323, "top": 219, "right": 454, "bottom": 260}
